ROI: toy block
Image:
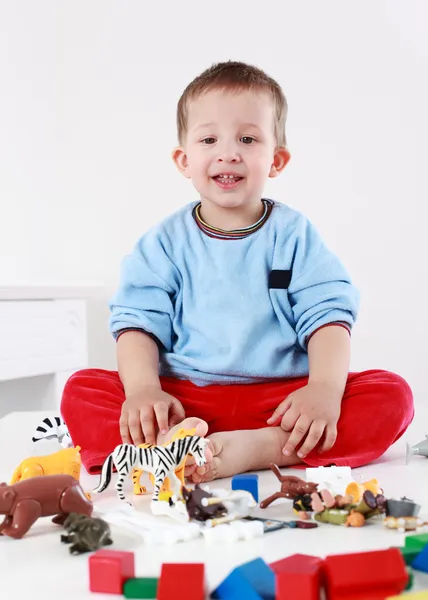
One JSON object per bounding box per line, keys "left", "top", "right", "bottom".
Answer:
{"left": 406, "top": 567, "right": 414, "bottom": 590}
{"left": 211, "top": 557, "right": 274, "bottom": 600}
{"left": 395, "top": 545, "right": 420, "bottom": 565}
{"left": 123, "top": 577, "right": 158, "bottom": 598}
{"left": 412, "top": 544, "right": 428, "bottom": 573}
{"left": 157, "top": 563, "right": 205, "bottom": 600}
{"left": 324, "top": 548, "right": 408, "bottom": 600}
{"left": 231, "top": 474, "right": 259, "bottom": 502}
{"left": 405, "top": 533, "right": 428, "bottom": 552}
{"left": 89, "top": 549, "right": 135, "bottom": 594}
{"left": 386, "top": 591, "right": 428, "bottom": 599}
{"left": 270, "top": 554, "right": 324, "bottom": 600}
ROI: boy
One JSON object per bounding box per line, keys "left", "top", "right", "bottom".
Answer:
{"left": 61, "top": 61, "right": 413, "bottom": 481}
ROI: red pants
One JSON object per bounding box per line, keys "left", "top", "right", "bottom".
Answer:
{"left": 61, "top": 368, "right": 414, "bottom": 474}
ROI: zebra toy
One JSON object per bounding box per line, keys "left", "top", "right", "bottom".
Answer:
{"left": 93, "top": 435, "right": 209, "bottom": 512}
{"left": 31, "top": 416, "right": 73, "bottom": 448}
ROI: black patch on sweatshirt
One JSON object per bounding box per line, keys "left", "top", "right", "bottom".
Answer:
{"left": 269, "top": 270, "right": 292, "bottom": 289}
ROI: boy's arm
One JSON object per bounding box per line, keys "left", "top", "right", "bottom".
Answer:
{"left": 307, "top": 324, "right": 351, "bottom": 396}
{"left": 117, "top": 330, "right": 161, "bottom": 395}
{"left": 277, "top": 325, "right": 350, "bottom": 458}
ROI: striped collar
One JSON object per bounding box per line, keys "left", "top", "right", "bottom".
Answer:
{"left": 193, "top": 199, "right": 273, "bottom": 240}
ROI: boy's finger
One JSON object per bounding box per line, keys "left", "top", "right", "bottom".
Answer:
{"left": 280, "top": 405, "right": 300, "bottom": 432}
{"left": 282, "top": 416, "right": 310, "bottom": 456}
{"left": 154, "top": 403, "right": 169, "bottom": 435}
{"left": 128, "top": 410, "right": 144, "bottom": 445}
{"left": 119, "top": 414, "right": 132, "bottom": 444}
{"left": 297, "top": 422, "right": 326, "bottom": 458}
{"left": 267, "top": 398, "right": 291, "bottom": 425}
{"left": 140, "top": 411, "right": 156, "bottom": 445}
{"left": 170, "top": 398, "right": 186, "bottom": 422}
{"left": 319, "top": 424, "right": 337, "bottom": 453}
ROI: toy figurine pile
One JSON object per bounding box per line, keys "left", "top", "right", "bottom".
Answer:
{"left": 258, "top": 462, "right": 428, "bottom": 532}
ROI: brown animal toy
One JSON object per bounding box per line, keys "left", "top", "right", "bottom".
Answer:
{"left": 182, "top": 485, "right": 228, "bottom": 522}
{"left": 0, "top": 474, "right": 93, "bottom": 539}
{"left": 260, "top": 464, "right": 319, "bottom": 509}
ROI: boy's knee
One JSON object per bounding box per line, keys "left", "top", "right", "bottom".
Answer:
{"left": 61, "top": 369, "right": 111, "bottom": 415}
{"left": 370, "top": 371, "right": 414, "bottom": 443}
{"left": 381, "top": 371, "right": 414, "bottom": 418}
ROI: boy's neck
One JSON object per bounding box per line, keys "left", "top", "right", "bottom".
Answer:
{"left": 198, "top": 199, "right": 265, "bottom": 231}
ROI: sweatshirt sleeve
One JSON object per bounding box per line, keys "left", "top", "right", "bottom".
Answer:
{"left": 108, "top": 230, "right": 178, "bottom": 352}
{"left": 288, "top": 217, "right": 360, "bottom": 350}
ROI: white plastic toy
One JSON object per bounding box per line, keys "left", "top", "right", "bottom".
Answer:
{"left": 201, "top": 520, "right": 264, "bottom": 543}
{"left": 201, "top": 488, "right": 257, "bottom": 526}
{"left": 305, "top": 466, "right": 354, "bottom": 496}
{"left": 97, "top": 504, "right": 201, "bottom": 545}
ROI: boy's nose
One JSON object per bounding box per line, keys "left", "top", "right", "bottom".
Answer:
{"left": 216, "top": 144, "right": 241, "bottom": 163}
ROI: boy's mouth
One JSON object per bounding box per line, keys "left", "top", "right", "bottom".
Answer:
{"left": 212, "top": 174, "right": 244, "bottom": 190}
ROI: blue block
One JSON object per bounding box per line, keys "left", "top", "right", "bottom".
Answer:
{"left": 412, "top": 544, "right": 428, "bottom": 573}
{"left": 211, "top": 558, "right": 274, "bottom": 600}
{"left": 231, "top": 474, "right": 259, "bottom": 502}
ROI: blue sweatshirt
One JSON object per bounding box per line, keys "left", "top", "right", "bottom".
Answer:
{"left": 109, "top": 200, "right": 359, "bottom": 386}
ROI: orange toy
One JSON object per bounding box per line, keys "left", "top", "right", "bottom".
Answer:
{"left": 10, "top": 446, "right": 82, "bottom": 484}
{"left": 345, "top": 479, "right": 382, "bottom": 503}
{"left": 345, "top": 510, "right": 366, "bottom": 527}
{"left": 132, "top": 428, "right": 197, "bottom": 501}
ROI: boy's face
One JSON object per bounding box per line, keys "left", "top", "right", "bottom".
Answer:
{"left": 173, "top": 89, "right": 289, "bottom": 215}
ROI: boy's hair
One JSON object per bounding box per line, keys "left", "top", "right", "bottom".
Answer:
{"left": 177, "top": 61, "right": 288, "bottom": 147}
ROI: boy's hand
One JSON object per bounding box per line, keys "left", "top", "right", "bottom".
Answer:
{"left": 267, "top": 381, "right": 343, "bottom": 459}
{"left": 119, "top": 386, "right": 185, "bottom": 446}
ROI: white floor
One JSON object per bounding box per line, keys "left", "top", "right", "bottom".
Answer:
{"left": 1, "top": 408, "right": 428, "bottom": 599}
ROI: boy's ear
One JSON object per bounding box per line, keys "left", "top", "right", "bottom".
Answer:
{"left": 269, "top": 147, "right": 291, "bottom": 178}
{"left": 172, "top": 146, "right": 191, "bottom": 179}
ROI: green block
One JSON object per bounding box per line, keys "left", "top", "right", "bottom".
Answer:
{"left": 405, "top": 533, "right": 428, "bottom": 552}
{"left": 124, "top": 577, "right": 158, "bottom": 599}
{"left": 406, "top": 567, "right": 414, "bottom": 591}
{"left": 399, "top": 546, "right": 421, "bottom": 565}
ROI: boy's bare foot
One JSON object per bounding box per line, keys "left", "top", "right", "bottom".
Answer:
{"left": 156, "top": 416, "right": 209, "bottom": 445}
{"left": 156, "top": 416, "right": 214, "bottom": 468}
{"left": 187, "top": 427, "right": 303, "bottom": 483}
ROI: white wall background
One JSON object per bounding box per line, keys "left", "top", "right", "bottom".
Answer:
{"left": 0, "top": 1, "right": 427, "bottom": 406}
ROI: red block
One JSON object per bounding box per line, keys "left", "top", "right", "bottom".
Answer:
{"left": 324, "top": 548, "right": 408, "bottom": 600}
{"left": 88, "top": 549, "right": 135, "bottom": 594}
{"left": 271, "top": 554, "right": 324, "bottom": 600}
{"left": 157, "top": 563, "right": 205, "bottom": 600}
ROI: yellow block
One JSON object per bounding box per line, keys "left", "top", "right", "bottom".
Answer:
{"left": 387, "top": 591, "right": 428, "bottom": 599}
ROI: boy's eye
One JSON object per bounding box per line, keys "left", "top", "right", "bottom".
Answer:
{"left": 240, "top": 136, "right": 256, "bottom": 144}
{"left": 201, "top": 137, "right": 216, "bottom": 144}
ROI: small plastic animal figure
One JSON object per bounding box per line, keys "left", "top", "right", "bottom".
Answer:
{"left": 383, "top": 516, "right": 428, "bottom": 533}
{"left": 406, "top": 435, "right": 428, "bottom": 463}
{"left": 386, "top": 497, "right": 421, "bottom": 518}
{"left": 182, "top": 485, "right": 228, "bottom": 522}
{"left": 200, "top": 490, "right": 257, "bottom": 527}
{"left": 260, "top": 463, "right": 319, "bottom": 509}
{"left": 0, "top": 474, "right": 93, "bottom": 539}
{"left": 61, "top": 512, "right": 113, "bottom": 554}
{"left": 93, "top": 435, "right": 209, "bottom": 511}
{"left": 10, "top": 446, "right": 82, "bottom": 484}
{"left": 32, "top": 416, "right": 73, "bottom": 448}
{"left": 345, "top": 479, "right": 382, "bottom": 503}
{"left": 132, "top": 428, "right": 197, "bottom": 501}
